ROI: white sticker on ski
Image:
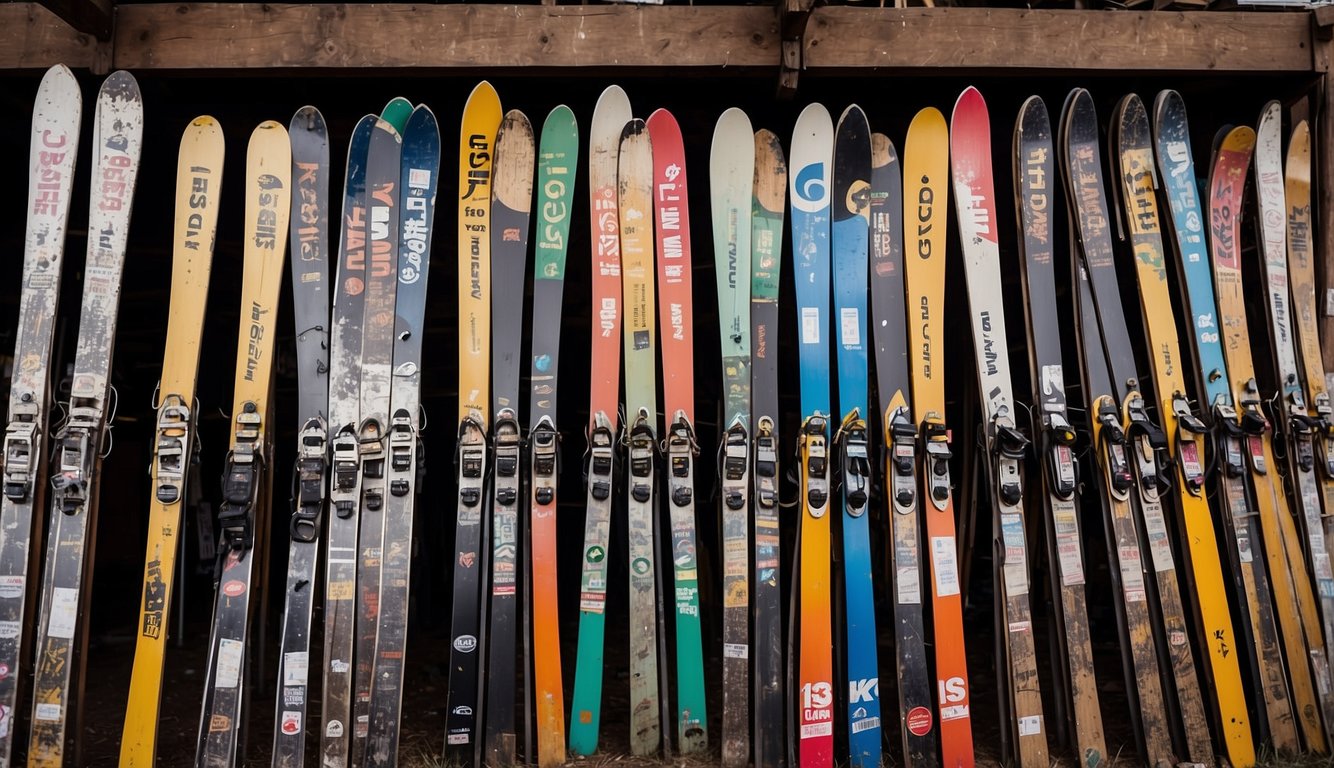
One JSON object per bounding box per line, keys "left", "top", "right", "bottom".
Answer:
{"left": 284, "top": 651, "right": 309, "bottom": 687}
{"left": 215, "top": 638, "right": 244, "bottom": 689}
{"left": 839, "top": 307, "right": 860, "bottom": 347}
{"left": 48, "top": 587, "right": 79, "bottom": 640}
{"left": 801, "top": 307, "right": 820, "bottom": 345}
{"left": 930, "top": 536, "right": 960, "bottom": 597}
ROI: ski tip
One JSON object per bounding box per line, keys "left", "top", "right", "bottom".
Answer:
{"left": 836, "top": 103, "right": 868, "bottom": 135}
{"left": 619, "top": 116, "right": 647, "bottom": 144}
{"left": 594, "top": 84, "right": 631, "bottom": 115}
{"left": 543, "top": 104, "right": 577, "bottom": 134}
{"left": 755, "top": 128, "right": 786, "bottom": 167}
{"left": 289, "top": 105, "right": 326, "bottom": 134}
{"left": 250, "top": 119, "right": 291, "bottom": 148}
{"left": 711, "top": 107, "right": 753, "bottom": 155}
{"left": 792, "top": 102, "right": 833, "bottom": 153}
{"left": 406, "top": 103, "right": 440, "bottom": 138}
{"left": 1256, "top": 99, "right": 1281, "bottom": 136}
{"left": 646, "top": 107, "right": 682, "bottom": 139}
{"left": 907, "top": 105, "right": 946, "bottom": 135}
{"left": 99, "top": 69, "right": 142, "bottom": 101}
{"left": 464, "top": 80, "right": 502, "bottom": 122}
{"left": 373, "top": 115, "right": 402, "bottom": 143}
{"left": 1152, "top": 89, "right": 1183, "bottom": 122}
{"left": 950, "top": 86, "right": 986, "bottom": 125}
{"left": 188, "top": 114, "right": 223, "bottom": 133}
{"left": 870, "top": 132, "right": 895, "bottom": 169}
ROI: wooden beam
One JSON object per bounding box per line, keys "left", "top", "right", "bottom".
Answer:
{"left": 803, "top": 7, "right": 1318, "bottom": 73}
{"left": 112, "top": 3, "right": 780, "bottom": 70}
{"left": 35, "top": 0, "right": 111, "bottom": 41}
{"left": 778, "top": 0, "right": 818, "bottom": 97}
{"left": 1319, "top": 70, "right": 1334, "bottom": 389}
{"left": 0, "top": 4, "right": 97, "bottom": 70}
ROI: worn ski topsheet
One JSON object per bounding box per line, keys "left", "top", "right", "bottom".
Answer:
{"left": 949, "top": 86, "right": 1046, "bottom": 768}
{"left": 28, "top": 70, "right": 142, "bottom": 768}
{"left": 1154, "top": 90, "right": 1296, "bottom": 753}
{"left": 1114, "top": 92, "right": 1253, "bottom": 768}
{"left": 121, "top": 114, "right": 223, "bottom": 768}
{"left": 1060, "top": 88, "right": 1175, "bottom": 768}
{"left": 568, "top": 85, "right": 630, "bottom": 757}
{"left": 444, "top": 81, "right": 501, "bottom": 765}
{"left": 195, "top": 119, "right": 290, "bottom": 768}
{"left": 529, "top": 105, "right": 577, "bottom": 768}
{"left": 651, "top": 108, "right": 708, "bottom": 757}
{"left": 321, "top": 113, "right": 375, "bottom": 768}
{"left": 750, "top": 127, "right": 786, "bottom": 768}
{"left": 271, "top": 105, "right": 330, "bottom": 768}
{"left": 0, "top": 64, "right": 80, "bottom": 765}
{"left": 830, "top": 104, "right": 881, "bottom": 768}
{"left": 484, "top": 108, "right": 535, "bottom": 768}
{"left": 364, "top": 104, "right": 441, "bottom": 767}
{"left": 1012, "top": 95, "right": 1104, "bottom": 768}
{"left": 903, "top": 106, "right": 975, "bottom": 768}
{"left": 869, "top": 131, "right": 936, "bottom": 767}
{"left": 1210, "top": 123, "right": 1331, "bottom": 750}
{"left": 710, "top": 106, "right": 752, "bottom": 768}
{"left": 790, "top": 102, "right": 835, "bottom": 768}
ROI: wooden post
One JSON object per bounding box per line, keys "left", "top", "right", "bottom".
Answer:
{"left": 1315, "top": 11, "right": 1334, "bottom": 385}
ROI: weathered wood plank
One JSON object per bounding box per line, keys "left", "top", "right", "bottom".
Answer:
{"left": 112, "top": 3, "right": 780, "bottom": 70}
{"left": 803, "top": 7, "right": 1316, "bottom": 73}
{"left": 1318, "top": 71, "right": 1334, "bottom": 387}
{"left": 0, "top": 4, "right": 97, "bottom": 70}
{"left": 35, "top": 0, "right": 112, "bottom": 41}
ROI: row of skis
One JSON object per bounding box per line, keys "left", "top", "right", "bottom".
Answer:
{"left": 4, "top": 61, "right": 1334, "bottom": 768}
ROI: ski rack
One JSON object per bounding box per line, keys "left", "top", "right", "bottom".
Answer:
{"left": 217, "top": 403, "right": 263, "bottom": 557}
{"left": 291, "top": 416, "right": 327, "bottom": 542}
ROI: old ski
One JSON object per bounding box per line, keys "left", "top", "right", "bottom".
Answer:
{"left": 0, "top": 64, "right": 80, "bottom": 764}
{"left": 652, "top": 108, "right": 707, "bottom": 756}
{"left": 950, "top": 86, "right": 1047, "bottom": 767}
{"left": 271, "top": 105, "right": 330, "bottom": 768}
{"left": 1111, "top": 92, "right": 1253, "bottom": 767}
{"left": 320, "top": 113, "right": 376, "bottom": 768}
{"left": 27, "top": 70, "right": 142, "bottom": 768}
{"left": 711, "top": 106, "right": 752, "bottom": 767}
{"left": 1060, "top": 88, "right": 1175, "bottom": 768}
{"left": 445, "top": 81, "right": 501, "bottom": 764}
{"left": 121, "top": 114, "right": 224, "bottom": 768}
{"left": 790, "top": 102, "right": 834, "bottom": 768}
{"left": 751, "top": 127, "right": 786, "bottom": 768}
{"left": 484, "top": 108, "right": 535, "bottom": 768}
{"left": 568, "top": 84, "right": 630, "bottom": 757}
{"left": 831, "top": 103, "right": 881, "bottom": 768}
{"left": 904, "top": 105, "right": 975, "bottom": 768}
{"left": 195, "top": 119, "right": 290, "bottom": 768}
{"left": 529, "top": 105, "right": 577, "bottom": 768}
{"left": 363, "top": 104, "right": 440, "bottom": 767}
{"left": 869, "top": 130, "right": 936, "bottom": 766}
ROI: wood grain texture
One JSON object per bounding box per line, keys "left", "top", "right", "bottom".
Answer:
{"left": 112, "top": 3, "right": 779, "bottom": 69}
{"left": 0, "top": 4, "right": 96, "bottom": 69}
{"left": 803, "top": 7, "right": 1316, "bottom": 72}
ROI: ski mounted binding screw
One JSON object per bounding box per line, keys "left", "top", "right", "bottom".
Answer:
{"left": 217, "top": 402, "right": 263, "bottom": 554}
{"left": 291, "top": 416, "right": 327, "bottom": 542}
{"left": 802, "top": 414, "right": 829, "bottom": 515}
{"left": 330, "top": 424, "right": 361, "bottom": 519}
{"left": 887, "top": 408, "right": 918, "bottom": 511}
{"left": 153, "top": 395, "right": 192, "bottom": 505}
{"left": 1041, "top": 412, "right": 1078, "bottom": 500}
{"left": 388, "top": 408, "right": 415, "bottom": 497}
{"left": 586, "top": 414, "right": 615, "bottom": 503}
{"left": 838, "top": 413, "right": 870, "bottom": 514}
{"left": 627, "top": 416, "right": 655, "bottom": 504}
{"left": 722, "top": 421, "right": 749, "bottom": 511}
{"left": 921, "top": 415, "right": 952, "bottom": 509}
{"left": 753, "top": 416, "right": 779, "bottom": 510}
{"left": 1170, "top": 393, "right": 1207, "bottom": 495}
{"left": 989, "top": 411, "right": 1028, "bottom": 507}
{"left": 531, "top": 417, "right": 558, "bottom": 506}
{"left": 667, "top": 414, "right": 697, "bottom": 508}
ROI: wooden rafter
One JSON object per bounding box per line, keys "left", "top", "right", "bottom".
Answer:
{"left": 0, "top": 3, "right": 96, "bottom": 70}
{"left": 35, "top": 0, "right": 111, "bottom": 41}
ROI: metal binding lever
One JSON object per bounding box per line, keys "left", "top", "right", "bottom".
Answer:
{"left": 920, "top": 414, "right": 951, "bottom": 511}
{"left": 3, "top": 398, "right": 39, "bottom": 502}
{"left": 667, "top": 412, "right": 697, "bottom": 508}
{"left": 887, "top": 407, "right": 918, "bottom": 511}
{"left": 586, "top": 413, "right": 615, "bottom": 503}
{"left": 753, "top": 416, "right": 778, "bottom": 510}
{"left": 1288, "top": 405, "right": 1319, "bottom": 475}
{"left": 722, "top": 421, "right": 749, "bottom": 511}
{"left": 1170, "top": 393, "right": 1207, "bottom": 495}
{"left": 494, "top": 411, "right": 522, "bottom": 507}
{"left": 456, "top": 416, "right": 486, "bottom": 510}
{"left": 387, "top": 408, "right": 415, "bottom": 497}
{"left": 217, "top": 402, "right": 263, "bottom": 554}
{"left": 989, "top": 410, "right": 1028, "bottom": 507}
{"left": 627, "top": 413, "right": 655, "bottom": 504}
{"left": 1042, "top": 411, "right": 1078, "bottom": 500}
{"left": 153, "top": 395, "right": 191, "bottom": 504}
{"left": 837, "top": 411, "right": 870, "bottom": 514}
{"left": 531, "top": 416, "right": 558, "bottom": 507}
{"left": 1237, "top": 380, "right": 1271, "bottom": 476}
{"left": 359, "top": 417, "right": 386, "bottom": 513}
{"left": 1094, "top": 397, "right": 1133, "bottom": 498}
{"left": 52, "top": 418, "right": 94, "bottom": 515}
{"left": 1312, "top": 391, "right": 1334, "bottom": 479}
{"left": 1212, "top": 402, "right": 1247, "bottom": 480}
{"left": 802, "top": 414, "right": 829, "bottom": 515}
{"left": 291, "top": 416, "right": 327, "bottom": 542}
{"left": 1124, "top": 394, "right": 1171, "bottom": 496}
{"left": 330, "top": 423, "right": 361, "bottom": 518}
